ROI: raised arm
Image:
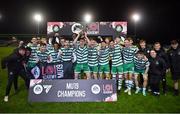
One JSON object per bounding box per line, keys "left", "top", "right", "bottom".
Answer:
{"left": 73, "top": 33, "right": 80, "bottom": 44}
{"left": 84, "top": 32, "right": 91, "bottom": 45}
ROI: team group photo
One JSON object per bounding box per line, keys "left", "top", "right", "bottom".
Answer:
{"left": 0, "top": 0, "right": 180, "bottom": 113}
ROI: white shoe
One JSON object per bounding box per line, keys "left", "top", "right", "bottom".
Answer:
{"left": 118, "top": 86, "right": 121, "bottom": 91}
{"left": 148, "top": 88, "right": 152, "bottom": 92}
{"left": 135, "top": 88, "right": 140, "bottom": 94}
{"left": 128, "top": 89, "right": 131, "bottom": 95}
{"left": 124, "top": 88, "right": 129, "bottom": 93}
{"left": 143, "top": 90, "right": 146, "bottom": 96}
{"left": 4, "top": 96, "right": 8, "bottom": 102}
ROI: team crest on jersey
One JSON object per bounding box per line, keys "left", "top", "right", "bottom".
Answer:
{"left": 31, "top": 66, "right": 40, "bottom": 79}
{"left": 9, "top": 72, "right": 13, "bottom": 75}
{"left": 155, "top": 61, "right": 159, "bottom": 65}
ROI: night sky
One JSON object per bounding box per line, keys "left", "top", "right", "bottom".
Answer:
{"left": 0, "top": 0, "right": 180, "bottom": 44}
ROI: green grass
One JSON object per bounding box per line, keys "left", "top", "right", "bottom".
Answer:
{"left": 0, "top": 47, "right": 180, "bottom": 113}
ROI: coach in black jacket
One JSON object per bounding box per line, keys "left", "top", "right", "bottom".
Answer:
{"left": 154, "top": 42, "right": 169, "bottom": 94}
{"left": 13, "top": 46, "right": 32, "bottom": 93}
{"left": 1, "top": 46, "right": 29, "bottom": 102}
{"left": 168, "top": 40, "right": 180, "bottom": 96}
{"left": 149, "top": 50, "right": 166, "bottom": 96}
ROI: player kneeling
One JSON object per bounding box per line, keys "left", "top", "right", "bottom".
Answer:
{"left": 134, "top": 51, "right": 149, "bottom": 96}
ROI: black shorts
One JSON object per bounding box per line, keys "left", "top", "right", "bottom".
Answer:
{"left": 171, "top": 72, "right": 180, "bottom": 80}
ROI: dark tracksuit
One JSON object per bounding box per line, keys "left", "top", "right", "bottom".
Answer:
{"left": 168, "top": 46, "right": 180, "bottom": 95}
{"left": 155, "top": 49, "right": 169, "bottom": 93}
{"left": 148, "top": 57, "right": 166, "bottom": 94}
{"left": 12, "top": 47, "right": 31, "bottom": 91}
{"left": 13, "top": 54, "right": 30, "bottom": 90}
{"left": 1, "top": 51, "right": 29, "bottom": 96}
{"left": 168, "top": 46, "right": 180, "bottom": 80}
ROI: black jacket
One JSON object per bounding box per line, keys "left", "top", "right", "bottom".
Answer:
{"left": 148, "top": 57, "right": 166, "bottom": 76}
{"left": 155, "top": 49, "right": 169, "bottom": 69}
{"left": 168, "top": 46, "right": 180, "bottom": 73}
{"left": 1, "top": 50, "right": 25, "bottom": 71}
{"left": 139, "top": 47, "right": 151, "bottom": 58}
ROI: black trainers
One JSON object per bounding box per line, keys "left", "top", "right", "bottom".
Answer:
{"left": 174, "top": 90, "right": 179, "bottom": 96}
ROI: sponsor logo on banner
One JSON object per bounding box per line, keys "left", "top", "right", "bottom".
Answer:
{"left": 87, "top": 22, "right": 99, "bottom": 34}
{"left": 91, "top": 84, "right": 101, "bottom": 94}
{"left": 103, "top": 84, "right": 113, "bottom": 94}
{"left": 31, "top": 63, "right": 63, "bottom": 79}
{"left": 111, "top": 22, "right": 127, "bottom": 34}
{"left": 29, "top": 80, "right": 117, "bottom": 102}
{"left": 71, "top": 23, "right": 83, "bottom": 34}
{"left": 31, "top": 66, "right": 40, "bottom": 79}
{"left": 47, "top": 22, "right": 64, "bottom": 34}
{"left": 47, "top": 21, "right": 127, "bottom": 39}
{"left": 33, "top": 84, "right": 52, "bottom": 95}
{"left": 33, "top": 84, "right": 43, "bottom": 95}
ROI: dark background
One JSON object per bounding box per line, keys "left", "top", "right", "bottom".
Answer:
{"left": 0, "top": 0, "right": 180, "bottom": 44}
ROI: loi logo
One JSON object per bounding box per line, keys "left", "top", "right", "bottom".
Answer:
{"left": 103, "top": 84, "right": 113, "bottom": 94}
{"left": 45, "top": 66, "right": 54, "bottom": 75}
{"left": 31, "top": 66, "right": 40, "bottom": 79}
{"left": 41, "top": 65, "right": 55, "bottom": 75}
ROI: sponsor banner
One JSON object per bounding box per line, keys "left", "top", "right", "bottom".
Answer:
{"left": 47, "top": 22, "right": 64, "bottom": 34}
{"left": 47, "top": 21, "right": 127, "bottom": 38}
{"left": 30, "top": 63, "right": 63, "bottom": 79}
{"left": 28, "top": 79, "right": 117, "bottom": 102}
{"left": 86, "top": 22, "right": 99, "bottom": 35}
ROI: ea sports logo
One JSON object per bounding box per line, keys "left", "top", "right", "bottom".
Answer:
{"left": 33, "top": 84, "right": 52, "bottom": 95}
{"left": 33, "top": 84, "right": 43, "bottom": 95}
{"left": 91, "top": 84, "right": 100, "bottom": 94}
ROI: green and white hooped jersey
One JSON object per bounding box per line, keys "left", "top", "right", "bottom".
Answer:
{"left": 75, "top": 45, "right": 88, "bottom": 64}
{"left": 134, "top": 56, "right": 150, "bottom": 70}
{"left": 28, "top": 44, "right": 38, "bottom": 63}
{"left": 49, "top": 50, "right": 61, "bottom": 63}
{"left": 88, "top": 47, "right": 98, "bottom": 66}
{"left": 131, "top": 45, "right": 139, "bottom": 53}
{"left": 47, "top": 44, "right": 54, "bottom": 52}
{"left": 110, "top": 45, "right": 123, "bottom": 66}
{"left": 122, "top": 46, "right": 138, "bottom": 64}
{"left": 98, "top": 47, "right": 109, "bottom": 65}
{"left": 60, "top": 47, "right": 74, "bottom": 62}
{"left": 37, "top": 51, "right": 50, "bottom": 63}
